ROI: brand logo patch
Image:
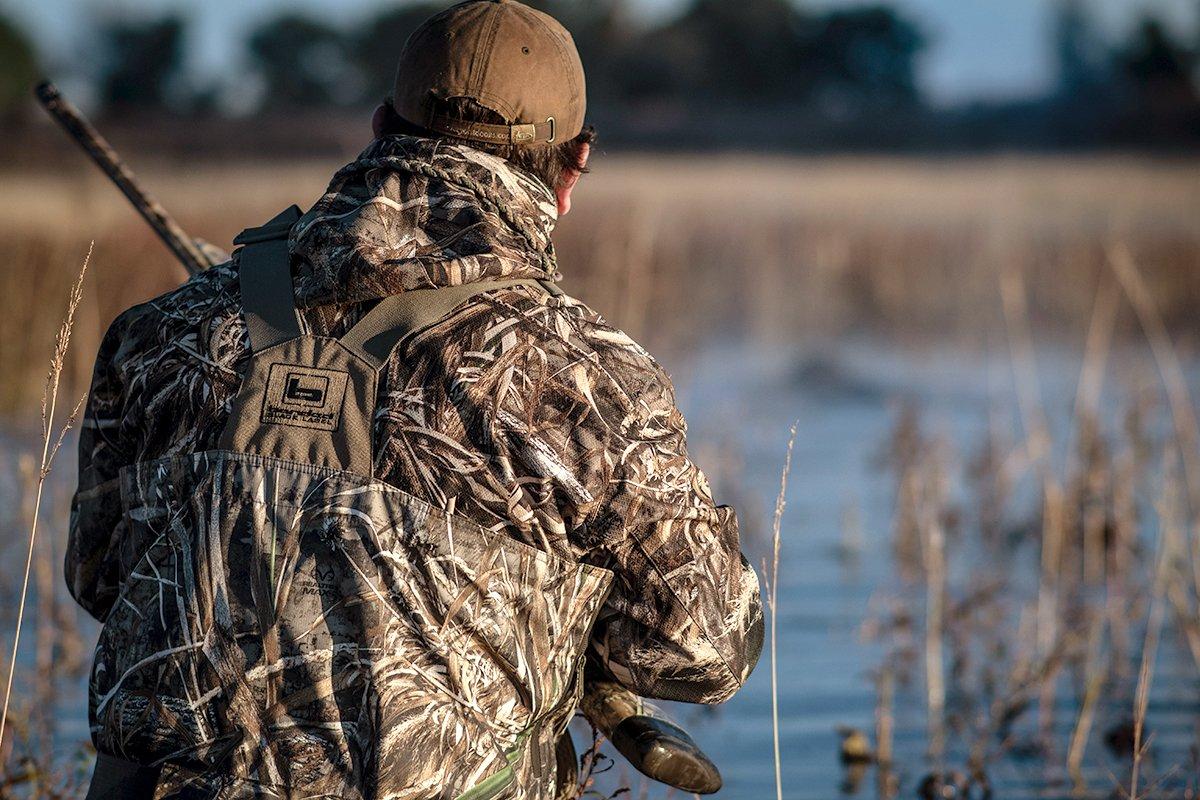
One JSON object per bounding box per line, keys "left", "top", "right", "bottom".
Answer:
{"left": 283, "top": 374, "right": 328, "bottom": 406}
{"left": 262, "top": 364, "right": 348, "bottom": 431}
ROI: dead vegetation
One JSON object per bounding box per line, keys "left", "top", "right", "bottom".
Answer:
{"left": 857, "top": 247, "right": 1200, "bottom": 798}
{"left": 0, "top": 154, "right": 1198, "bottom": 413}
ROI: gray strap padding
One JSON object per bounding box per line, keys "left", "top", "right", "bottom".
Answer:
{"left": 340, "top": 279, "right": 549, "bottom": 370}
{"left": 235, "top": 206, "right": 304, "bottom": 353}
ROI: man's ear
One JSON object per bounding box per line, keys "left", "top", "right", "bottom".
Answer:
{"left": 372, "top": 104, "right": 388, "bottom": 139}
{"left": 556, "top": 142, "right": 590, "bottom": 217}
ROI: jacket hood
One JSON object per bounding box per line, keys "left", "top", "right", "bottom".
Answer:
{"left": 289, "top": 135, "right": 560, "bottom": 308}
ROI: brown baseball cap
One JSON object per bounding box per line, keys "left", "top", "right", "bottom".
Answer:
{"left": 391, "top": 0, "right": 586, "bottom": 147}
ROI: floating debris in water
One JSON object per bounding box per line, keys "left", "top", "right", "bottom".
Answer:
{"left": 1103, "top": 718, "right": 1142, "bottom": 759}
{"left": 836, "top": 726, "right": 874, "bottom": 764}
{"left": 916, "top": 767, "right": 974, "bottom": 800}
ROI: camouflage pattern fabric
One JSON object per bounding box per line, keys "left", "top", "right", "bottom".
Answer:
{"left": 100, "top": 453, "right": 609, "bottom": 799}
{"left": 68, "top": 135, "right": 763, "bottom": 799}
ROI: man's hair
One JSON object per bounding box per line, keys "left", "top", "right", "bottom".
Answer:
{"left": 378, "top": 98, "right": 595, "bottom": 193}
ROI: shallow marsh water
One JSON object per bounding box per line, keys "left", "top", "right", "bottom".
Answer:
{"left": 614, "top": 337, "right": 1200, "bottom": 798}
{"left": 4, "top": 336, "right": 1199, "bottom": 798}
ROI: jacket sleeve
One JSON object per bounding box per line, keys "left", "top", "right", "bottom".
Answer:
{"left": 65, "top": 314, "right": 132, "bottom": 622}
{"left": 573, "top": 350, "right": 764, "bottom": 705}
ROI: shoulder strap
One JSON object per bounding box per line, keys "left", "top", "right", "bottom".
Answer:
{"left": 233, "top": 205, "right": 304, "bottom": 353}
{"left": 340, "top": 279, "right": 553, "bottom": 370}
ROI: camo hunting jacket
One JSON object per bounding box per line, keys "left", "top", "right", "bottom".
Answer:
{"left": 68, "top": 136, "right": 763, "bottom": 799}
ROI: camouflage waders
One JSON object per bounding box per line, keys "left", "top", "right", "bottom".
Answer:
{"left": 88, "top": 207, "right": 613, "bottom": 799}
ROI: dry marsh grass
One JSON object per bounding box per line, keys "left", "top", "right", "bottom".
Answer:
{"left": 0, "top": 154, "right": 1198, "bottom": 414}
{"left": 858, "top": 243, "right": 1200, "bottom": 796}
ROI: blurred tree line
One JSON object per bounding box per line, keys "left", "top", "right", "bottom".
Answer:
{"left": 0, "top": 14, "right": 38, "bottom": 125}
{"left": 1, "top": 0, "right": 1197, "bottom": 149}
{"left": 1049, "top": 0, "right": 1199, "bottom": 146}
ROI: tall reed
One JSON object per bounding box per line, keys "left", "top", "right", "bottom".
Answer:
{"left": 763, "top": 424, "right": 797, "bottom": 800}
{"left": 0, "top": 246, "right": 90, "bottom": 752}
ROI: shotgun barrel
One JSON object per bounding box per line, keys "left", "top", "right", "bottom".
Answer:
{"left": 34, "top": 80, "right": 214, "bottom": 276}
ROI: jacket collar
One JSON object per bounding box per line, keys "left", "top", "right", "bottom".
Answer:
{"left": 289, "top": 135, "right": 559, "bottom": 308}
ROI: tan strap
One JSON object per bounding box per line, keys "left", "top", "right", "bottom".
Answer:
{"left": 340, "top": 279, "right": 549, "bottom": 370}
{"left": 235, "top": 208, "right": 560, "bottom": 371}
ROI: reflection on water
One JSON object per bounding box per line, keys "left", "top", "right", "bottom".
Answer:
{"left": 4, "top": 337, "right": 1200, "bottom": 798}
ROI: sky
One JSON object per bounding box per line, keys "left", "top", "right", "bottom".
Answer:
{"left": 5, "top": 0, "right": 1199, "bottom": 106}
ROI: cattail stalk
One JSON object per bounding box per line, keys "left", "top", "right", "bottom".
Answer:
{"left": 1066, "top": 615, "right": 1106, "bottom": 790}
{"left": 921, "top": 474, "right": 946, "bottom": 763}
{"left": 1130, "top": 467, "right": 1178, "bottom": 800}
{"left": 875, "top": 663, "right": 895, "bottom": 799}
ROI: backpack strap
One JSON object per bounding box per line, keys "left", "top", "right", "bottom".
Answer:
{"left": 233, "top": 205, "right": 304, "bottom": 353}
{"left": 339, "top": 279, "right": 552, "bottom": 370}
{"left": 234, "top": 204, "right": 561, "bottom": 367}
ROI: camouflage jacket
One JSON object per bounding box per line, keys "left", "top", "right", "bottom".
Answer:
{"left": 68, "top": 136, "right": 763, "bottom": 799}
